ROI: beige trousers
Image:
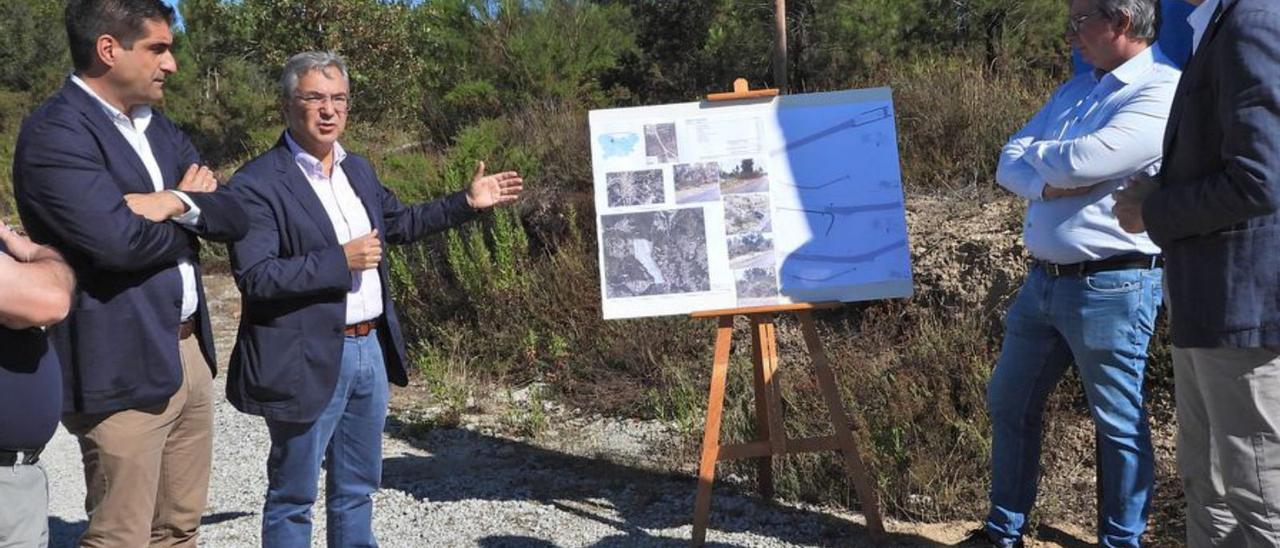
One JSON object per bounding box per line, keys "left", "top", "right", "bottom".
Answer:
{"left": 62, "top": 336, "right": 214, "bottom": 548}
{"left": 1175, "top": 345, "right": 1280, "bottom": 547}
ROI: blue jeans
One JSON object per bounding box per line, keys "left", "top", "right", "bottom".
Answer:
{"left": 984, "top": 266, "right": 1162, "bottom": 547}
{"left": 262, "top": 330, "right": 389, "bottom": 548}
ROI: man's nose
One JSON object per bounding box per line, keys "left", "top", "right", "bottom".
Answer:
{"left": 160, "top": 51, "right": 177, "bottom": 74}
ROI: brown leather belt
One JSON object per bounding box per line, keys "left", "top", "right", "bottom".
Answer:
{"left": 178, "top": 319, "right": 195, "bottom": 340}
{"left": 344, "top": 319, "right": 378, "bottom": 337}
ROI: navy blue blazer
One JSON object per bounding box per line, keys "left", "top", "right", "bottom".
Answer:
{"left": 226, "top": 135, "right": 477, "bottom": 423}
{"left": 12, "top": 79, "right": 249, "bottom": 414}
{"left": 1145, "top": 0, "right": 1280, "bottom": 348}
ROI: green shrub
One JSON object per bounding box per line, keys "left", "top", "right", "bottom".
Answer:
{"left": 375, "top": 152, "right": 442, "bottom": 204}
{"left": 0, "top": 89, "right": 33, "bottom": 221}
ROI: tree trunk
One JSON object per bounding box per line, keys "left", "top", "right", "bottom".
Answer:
{"left": 774, "top": 0, "right": 788, "bottom": 91}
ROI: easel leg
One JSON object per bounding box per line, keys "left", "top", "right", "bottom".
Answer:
{"left": 760, "top": 319, "right": 787, "bottom": 459}
{"left": 693, "top": 316, "right": 735, "bottom": 546}
{"left": 750, "top": 315, "right": 776, "bottom": 499}
{"left": 797, "top": 311, "right": 886, "bottom": 539}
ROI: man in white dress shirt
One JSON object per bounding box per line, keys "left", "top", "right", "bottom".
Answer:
{"left": 961, "top": 0, "right": 1178, "bottom": 546}
{"left": 225, "top": 51, "right": 523, "bottom": 546}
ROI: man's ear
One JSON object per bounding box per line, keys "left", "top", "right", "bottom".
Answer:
{"left": 1114, "top": 11, "right": 1135, "bottom": 37}
{"left": 95, "top": 34, "right": 120, "bottom": 69}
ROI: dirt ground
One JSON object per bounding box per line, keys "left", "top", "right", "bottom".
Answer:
{"left": 386, "top": 371, "right": 1100, "bottom": 547}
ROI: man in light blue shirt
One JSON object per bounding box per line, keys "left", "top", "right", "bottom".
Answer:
{"left": 960, "top": 1, "right": 1178, "bottom": 546}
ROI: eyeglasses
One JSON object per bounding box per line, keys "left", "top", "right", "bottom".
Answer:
{"left": 293, "top": 93, "right": 351, "bottom": 111}
{"left": 1066, "top": 10, "right": 1104, "bottom": 35}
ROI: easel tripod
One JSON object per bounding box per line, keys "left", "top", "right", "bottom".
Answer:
{"left": 688, "top": 302, "right": 886, "bottom": 545}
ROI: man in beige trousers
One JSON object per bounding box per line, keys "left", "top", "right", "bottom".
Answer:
{"left": 12, "top": 1, "right": 247, "bottom": 545}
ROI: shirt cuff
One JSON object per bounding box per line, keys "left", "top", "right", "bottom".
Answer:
{"left": 449, "top": 190, "right": 481, "bottom": 219}
{"left": 1026, "top": 179, "right": 1047, "bottom": 202}
{"left": 168, "top": 190, "right": 202, "bottom": 226}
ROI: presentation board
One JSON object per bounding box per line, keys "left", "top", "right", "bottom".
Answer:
{"left": 589, "top": 87, "right": 913, "bottom": 320}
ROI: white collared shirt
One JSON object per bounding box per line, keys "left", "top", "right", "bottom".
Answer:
{"left": 996, "top": 46, "right": 1179, "bottom": 264}
{"left": 70, "top": 75, "right": 202, "bottom": 320}
{"left": 284, "top": 132, "right": 383, "bottom": 325}
{"left": 1189, "top": 0, "right": 1222, "bottom": 54}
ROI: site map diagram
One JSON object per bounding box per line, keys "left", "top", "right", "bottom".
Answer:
{"left": 589, "top": 87, "right": 913, "bottom": 319}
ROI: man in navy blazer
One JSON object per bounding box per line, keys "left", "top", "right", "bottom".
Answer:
{"left": 1114, "top": 0, "right": 1280, "bottom": 544}
{"left": 12, "top": 1, "right": 247, "bottom": 546}
{"left": 226, "top": 51, "right": 523, "bottom": 546}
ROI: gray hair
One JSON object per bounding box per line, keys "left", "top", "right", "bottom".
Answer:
{"left": 279, "top": 51, "right": 349, "bottom": 102}
{"left": 1094, "top": 0, "right": 1161, "bottom": 43}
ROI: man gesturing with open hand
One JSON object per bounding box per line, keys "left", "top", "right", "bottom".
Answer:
{"left": 225, "top": 51, "right": 523, "bottom": 547}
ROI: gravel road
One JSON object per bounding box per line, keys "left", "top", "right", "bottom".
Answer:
{"left": 42, "top": 275, "right": 925, "bottom": 547}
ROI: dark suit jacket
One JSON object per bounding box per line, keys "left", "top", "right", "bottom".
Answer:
{"left": 226, "top": 135, "right": 477, "bottom": 423}
{"left": 1145, "top": 0, "right": 1280, "bottom": 348}
{"left": 12, "top": 79, "right": 248, "bottom": 414}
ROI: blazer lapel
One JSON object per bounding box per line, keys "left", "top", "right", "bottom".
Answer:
{"left": 344, "top": 160, "right": 383, "bottom": 235}
{"left": 147, "top": 122, "right": 178, "bottom": 189}
{"left": 1163, "top": 55, "right": 1202, "bottom": 156}
{"left": 273, "top": 141, "right": 340, "bottom": 246}
{"left": 1201, "top": 0, "right": 1233, "bottom": 52}
{"left": 1163, "top": 0, "right": 1234, "bottom": 160}
{"left": 62, "top": 81, "right": 156, "bottom": 194}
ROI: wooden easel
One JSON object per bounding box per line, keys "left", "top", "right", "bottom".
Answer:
{"left": 706, "top": 78, "right": 779, "bottom": 102}
{"left": 689, "top": 80, "right": 885, "bottom": 545}
{"left": 689, "top": 303, "right": 886, "bottom": 545}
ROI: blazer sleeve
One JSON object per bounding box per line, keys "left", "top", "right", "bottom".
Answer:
{"left": 14, "top": 115, "right": 195, "bottom": 272}
{"left": 167, "top": 120, "right": 248, "bottom": 243}
{"left": 227, "top": 174, "right": 352, "bottom": 301}
{"left": 183, "top": 188, "right": 249, "bottom": 243}
{"left": 365, "top": 161, "right": 479, "bottom": 245}
{"left": 1144, "top": 9, "right": 1280, "bottom": 244}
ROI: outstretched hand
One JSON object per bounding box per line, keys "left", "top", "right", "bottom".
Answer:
{"left": 465, "top": 161, "right": 524, "bottom": 210}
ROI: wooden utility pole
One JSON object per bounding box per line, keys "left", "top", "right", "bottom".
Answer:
{"left": 774, "top": 0, "right": 787, "bottom": 91}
